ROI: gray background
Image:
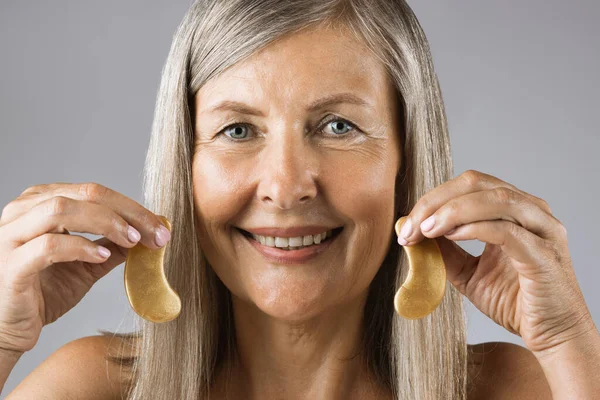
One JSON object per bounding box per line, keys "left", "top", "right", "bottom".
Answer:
{"left": 1, "top": 0, "right": 598, "bottom": 396}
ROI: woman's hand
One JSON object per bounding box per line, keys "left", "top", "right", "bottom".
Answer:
{"left": 397, "top": 169, "right": 596, "bottom": 356}
{"left": 0, "top": 182, "right": 171, "bottom": 354}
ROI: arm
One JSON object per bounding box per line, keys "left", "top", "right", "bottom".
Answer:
{"left": 467, "top": 342, "right": 552, "bottom": 400}
{"left": 0, "top": 348, "right": 23, "bottom": 396}
{"left": 4, "top": 336, "right": 124, "bottom": 400}
{"left": 534, "top": 328, "right": 600, "bottom": 399}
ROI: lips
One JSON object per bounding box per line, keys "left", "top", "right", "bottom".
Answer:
{"left": 237, "top": 226, "right": 343, "bottom": 243}
{"left": 236, "top": 226, "right": 344, "bottom": 264}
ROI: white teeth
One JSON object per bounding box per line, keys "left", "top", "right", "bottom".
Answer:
{"left": 303, "top": 235, "right": 313, "bottom": 246}
{"left": 274, "top": 237, "right": 288, "bottom": 248}
{"left": 288, "top": 236, "right": 303, "bottom": 246}
{"left": 250, "top": 230, "right": 334, "bottom": 249}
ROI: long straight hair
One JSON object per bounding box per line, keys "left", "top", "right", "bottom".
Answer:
{"left": 99, "top": 1, "right": 469, "bottom": 398}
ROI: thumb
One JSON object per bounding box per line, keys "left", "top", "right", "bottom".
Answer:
{"left": 434, "top": 236, "right": 478, "bottom": 296}
{"left": 89, "top": 237, "right": 128, "bottom": 278}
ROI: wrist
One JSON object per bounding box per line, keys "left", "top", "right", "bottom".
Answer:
{"left": 532, "top": 322, "right": 600, "bottom": 399}
{"left": 532, "top": 317, "right": 599, "bottom": 362}
{"left": 0, "top": 347, "right": 23, "bottom": 395}
{"left": 0, "top": 347, "right": 24, "bottom": 363}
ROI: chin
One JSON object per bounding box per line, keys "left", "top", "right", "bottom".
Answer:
{"left": 244, "top": 279, "right": 335, "bottom": 323}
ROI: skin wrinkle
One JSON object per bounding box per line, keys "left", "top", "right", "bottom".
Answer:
{"left": 191, "top": 23, "right": 400, "bottom": 399}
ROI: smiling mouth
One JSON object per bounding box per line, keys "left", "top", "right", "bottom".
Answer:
{"left": 236, "top": 227, "right": 344, "bottom": 251}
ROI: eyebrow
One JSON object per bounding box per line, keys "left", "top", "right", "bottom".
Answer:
{"left": 200, "top": 92, "right": 373, "bottom": 117}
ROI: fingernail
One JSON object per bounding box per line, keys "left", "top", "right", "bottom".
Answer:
{"left": 400, "top": 218, "right": 413, "bottom": 238}
{"left": 421, "top": 215, "right": 436, "bottom": 232}
{"left": 127, "top": 226, "right": 141, "bottom": 243}
{"left": 155, "top": 225, "right": 171, "bottom": 247}
{"left": 397, "top": 236, "right": 408, "bottom": 246}
{"left": 97, "top": 246, "right": 111, "bottom": 258}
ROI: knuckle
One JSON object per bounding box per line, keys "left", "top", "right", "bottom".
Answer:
{"left": 543, "top": 240, "right": 563, "bottom": 265}
{"left": 445, "top": 199, "right": 461, "bottom": 216}
{"left": 20, "top": 184, "right": 44, "bottom": 196}
{"left": 411, "top": 198, "right": 432, "bottom": 222}
{"left": 507, "top": 220, "right": 521, "bottom": 239}
{"left": 414, "top": 196, "right": 431, "bottom": 214}
{"left": 111, "top": 215, "right": 129, "bottom": 236}
{"left": 461, "top": 169, "right": 484, "bottom": 187}
{"left": 79, "top": 182, "right": 108, "bottom": 203}
{"left": 493, "top": 187, "right": 519, "bottom": 205}
{"left": 39, "top": 234, "right": 60, "bottom": 255}
{"left": 138, "top": 210, "right": 157, "bottom": 231}
{"left": 538, "top": 198, "right": 552, "bottom": 214}
{"left": 554, "top": 220, "right": 568, "bottom": 238}
{"left": 46, "top": 196, "right": 71, "bottom": 216}
{"left": 529, "top": 194, "right": 552, "bottom": 214}
{"left": 1, "top": 201, "right": 17, "bottom": 221}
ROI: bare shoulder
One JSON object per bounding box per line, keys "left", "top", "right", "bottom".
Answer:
{"left": 6, "top": 335, "right": 137, "bottom": 400}
{"left": 467, "top": 341, "right": 552, "bottom": 400}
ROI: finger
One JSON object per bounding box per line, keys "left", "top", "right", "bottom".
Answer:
{"left": 461, "top": 170, "right": 554, "bottom": 215}
{"left": 64, "top": 182, "right": 170, "bottom": 249}
{"left": 400, "top": 169, "right": 555, "bottom": 243}
{"left": 0, "top": 182, "right": 72, "bottom": 226}
{"left": 84, "top": 237, "right": 129, "bottom": 280}
{"left": 3, "top": 182, "right": 170, "bottom": 249}
{"left": 432, "top": 236, "right": 479, "bottom": 297}
{"left": 0, "top": 197, "right": 72, "bottom": 253}
{"left": 0, "top": 196, "right": 141, "bottom": 250}
{"left": 442, "top": 220, "right": 555, "bottom": 280}
{"left": 0, "top": 195, "right": 42, "bottom": 227}
{"left": 416, "top": 187, "right": 564, "bottom": 243}
{"left": 5, "top": 233, "right": 112, "bottom": 285}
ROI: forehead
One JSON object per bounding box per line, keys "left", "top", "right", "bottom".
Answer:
{"left": 195, "top": 24, "right": 394, "bottom": 108}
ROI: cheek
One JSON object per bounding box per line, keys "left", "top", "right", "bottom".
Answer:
{"left": 192, "top": 150, "right": 255, "bottom": 295}
{"left": 324, "top": 149, "right": 397, "bottom": 229}
{"left": 192, "top": 150, "right": 251, "bottom": 225}
{"left": 321, "top": 149, "right": 398, "bottom": 288}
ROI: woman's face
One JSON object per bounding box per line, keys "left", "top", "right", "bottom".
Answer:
{"left": 192, "top": 24, "right": 401, "bottom": 322}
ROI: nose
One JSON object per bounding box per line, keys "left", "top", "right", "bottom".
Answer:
{"left": 256, "top": 131, "right": 317, "bottom": 210}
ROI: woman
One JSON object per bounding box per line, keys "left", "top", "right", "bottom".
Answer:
{"left": 1, "top": 0, "right": 598, "bottom": 399}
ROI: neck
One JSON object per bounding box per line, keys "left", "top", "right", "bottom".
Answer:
{"left": 214, "top": 291, "right": 389, "bottom": 400}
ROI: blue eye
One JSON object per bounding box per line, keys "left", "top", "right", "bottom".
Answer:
{"left": 324, "top": 119, "right": 354, "bottom": 136}
{"left": 219, "top": 115, "right": 358, "bottom": 141}
{"left": 223, "top": 124, "right": 249, "bottom": 140}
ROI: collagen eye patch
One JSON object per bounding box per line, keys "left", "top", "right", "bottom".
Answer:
{"left": 394, "top": 216, "right": 446, "bottom": 319}
{"left": 125, "top": 216, "right": 181, "bottom": 323}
